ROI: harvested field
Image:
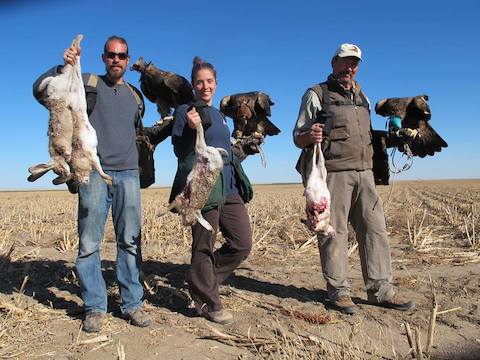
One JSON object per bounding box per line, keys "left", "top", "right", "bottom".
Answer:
{"left": 1, "top": 180, "right": 479, "bottom": 359}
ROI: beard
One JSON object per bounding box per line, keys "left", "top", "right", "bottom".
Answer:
{"left": 106, "top": 65, "right": 125, "bottom": 83}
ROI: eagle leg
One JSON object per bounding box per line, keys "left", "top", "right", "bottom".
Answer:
{"left": 156, "top": 101, "right": 172, "bottom": 121}
{"left": 398, "top": 128, "right": 419, "bottom": 139}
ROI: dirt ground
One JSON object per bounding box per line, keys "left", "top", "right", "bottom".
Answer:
{"left": 1, "top": 181, "right": 479, "bottom": 359}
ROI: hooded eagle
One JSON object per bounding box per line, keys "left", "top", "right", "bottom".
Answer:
{"left": 131, "top": 57, "right": 194, "bottom": 120}
{"left": 220, "top": 92, "right": 280, "bottom": 140}
{"left": 375, "top": 95, "right": 447, "bottom": 157}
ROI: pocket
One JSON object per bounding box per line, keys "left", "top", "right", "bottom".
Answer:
{"left": 329, "top": 126, "right": 350, "bottom": 141}
{"left": 324, "top": 126, "right": 350, "bottom": 160}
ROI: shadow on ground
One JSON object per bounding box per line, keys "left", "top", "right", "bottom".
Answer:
{"left": 1, "top": 258, "right": 334, "bottom": 318}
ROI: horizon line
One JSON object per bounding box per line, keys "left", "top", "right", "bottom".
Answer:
{"left": 1, "top": 178, "right": 480, "bottom": 193}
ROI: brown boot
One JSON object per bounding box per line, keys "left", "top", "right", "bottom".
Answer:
{"left": 367, "top": 292, "right": 415, "bottom": 311}
{"left": 123, "top": 308, "right": 152, "bottom": 327}
{"left": 204, "top": 309, "right": 234, "bottom": 325}
{"left": 331, "top": 295, "right": 357, "bottom": 315}
{"left": 82, "top": 312, "right": 105, "bottom": 333}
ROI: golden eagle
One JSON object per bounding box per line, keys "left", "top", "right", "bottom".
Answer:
{"left": 220, "top": 92, "right": 280, "bottom": 140}
{"left": 131, "top": 57, "right": 194, "bottom": 120}
{"left": 375, "top": 95, "right": 447, "bottom": 157}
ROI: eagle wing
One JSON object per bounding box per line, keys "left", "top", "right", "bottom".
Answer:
{"left": 132, "top": 57, "right": 194, "bottom": 116}
{"left": 221, "top": 92, "right": 281, "bottom": 139}
{"left": 255, "top": 92, "right": 273, "bottom": 116}
{"left": 408, "top": 119, "right": 448, "bottom": 158}
{"left": 261, "top": 118, "right": 281, "bottom": 136}
{"left": 219, "top": 95, "right": 235, "bottom": 118}
{"left": 139, "top": 74, "right": 157, "bottom": 104}
{"left": 254, "top": 93, "right": 279, "bottom": 136}
{"left": 375, "top": 95, "right": 447, "bottom": 157}
{"left": 163, "top": 73, "right": 194, "bottom": 105}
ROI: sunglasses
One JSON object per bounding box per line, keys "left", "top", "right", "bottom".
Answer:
{"left": 104, "top": 51, "right": 128, "bottom": 60}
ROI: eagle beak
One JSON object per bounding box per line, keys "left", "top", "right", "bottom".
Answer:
{"left": 130, "top": 56, "right": 145, "bottom": 72}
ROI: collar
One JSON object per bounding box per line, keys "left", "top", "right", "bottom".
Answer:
{"left": 101, "top": 74, "right": 126, "bottom": 87}
{"left": 327, "top": 74, "right": 362, "bottom": 95}
{"left": 189, "top": 99, "right": 210, "bottom": 109}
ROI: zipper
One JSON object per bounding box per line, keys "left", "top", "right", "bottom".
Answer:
{"left": 353, "top": 91, "right": 365, "bottom": 165}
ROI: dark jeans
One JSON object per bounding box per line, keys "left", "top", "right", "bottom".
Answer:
{"left": 188, "top": 194, "right": 252, "bottom": 313}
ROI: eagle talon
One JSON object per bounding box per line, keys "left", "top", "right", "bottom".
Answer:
{"left": 158, "top": 115, "right": 173, "bottom": 124}
{"left": 253, "top": 131, "right": 264, "bottom": 140}
{"left": 399, "top": 128, "right": 419, "bottom": 139}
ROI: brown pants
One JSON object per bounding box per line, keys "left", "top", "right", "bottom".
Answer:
{"left": 188, "top": 194, "right": 252, "bottom": 313}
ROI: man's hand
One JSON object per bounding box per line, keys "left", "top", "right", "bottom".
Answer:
{"left": 296, "top": 123, "right": 324, "bottom": 148}
{"left": 63, "top": 46, "right": 81, "bottom": 66}
{"left": 186, "top": 107, "right": 201, "bottom": 129}
{"left": 309, "top": 123, "right": 324, "bottom": 144}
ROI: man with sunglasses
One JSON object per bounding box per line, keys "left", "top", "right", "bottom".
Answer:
{"left": 33, "top": 35, "right": 151, "bottom": 332}
{"left": 293, "top": 43, "right": 414, "bottom": 315}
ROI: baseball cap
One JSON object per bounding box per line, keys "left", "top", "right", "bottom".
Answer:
{"left": 333, "top": 43, "right": 362, "bottom": 61}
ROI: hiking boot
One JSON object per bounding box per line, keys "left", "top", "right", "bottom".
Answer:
{"left": 367, "top": 292, "right": 415, "bottom": 311}
{"left": 82, "top": 312, "right": 105, "bottom": 333}
{"left": 203, "top": 309, "right": 234, "bottom": 325}
{"left": 331, "top": 295, "right": 358, "bottom": 315}
{"left": 124, "top": 308, "right": 152, "bottom": 327}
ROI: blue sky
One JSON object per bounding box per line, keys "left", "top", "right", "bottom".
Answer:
{"left": 0, "top": 0, "right": 478, "bottom": 190}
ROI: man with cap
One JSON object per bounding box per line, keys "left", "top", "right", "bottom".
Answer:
{"left": 293, "top": 43, "right": 414, "bottom": 314}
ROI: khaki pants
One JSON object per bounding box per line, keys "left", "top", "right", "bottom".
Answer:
{"left": 318, "top": 169, "right": 395, "bottom": 302}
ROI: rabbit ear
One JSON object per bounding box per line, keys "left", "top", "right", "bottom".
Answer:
{"left": 312, "top": 144, "right": 327, "bottom": 180}
{"left": 195, "top": 211, "right": 213, "bottom": 231}
{"left": 52, "top": 175, "right": 69, "bottom": 185}
{"left": 27, "top": 163, "right": 55, "bottom": 182}
{"left": 71, "top": 34, "right": 83, "bottom": 50}
{"left": 216, "top": 147, "right": 229, "bottom": 160}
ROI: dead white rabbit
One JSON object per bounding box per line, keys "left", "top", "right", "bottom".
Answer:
{"left": 28, "top": 34, "right": 112, "bottom": 187}
{"left": 160, "top": 123, "right": 228, "bottom": 231}
{"left": 302, "top": 144, "right": 334, "bottom": 236}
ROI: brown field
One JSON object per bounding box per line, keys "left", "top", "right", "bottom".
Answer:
{"left": 1, "top": 180, "right": 479, "bottom": 359}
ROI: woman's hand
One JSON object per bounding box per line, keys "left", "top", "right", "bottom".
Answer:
{"left": 186, "top": 107, "right": 201, "bottom": 129}
{"left": 63, "top": 46, "right": 81, "bottom": 66}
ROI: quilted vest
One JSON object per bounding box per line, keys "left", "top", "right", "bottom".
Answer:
{"left": 310, "top": 78, "right": 373, "bottom": 172}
